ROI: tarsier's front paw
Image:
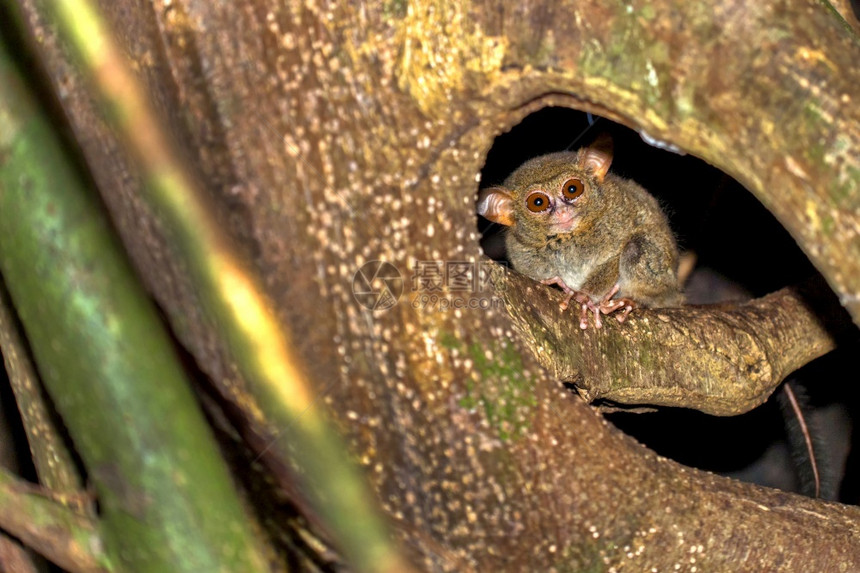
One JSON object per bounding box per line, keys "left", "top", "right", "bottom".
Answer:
{"left": 548, "top": 285, "right": 598, "bottom": 329}
{"left": 540, "top": 277, "right": 635, "bottom": 329}
{"left": 540, "top": 276, "right": 588, "bottom": 312}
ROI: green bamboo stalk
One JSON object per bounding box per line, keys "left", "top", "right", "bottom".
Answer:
{"left": 0, "top": 466, "right": 107, "bottom": 572}
{"left": 0, "top": 31, "right": 270, "bottom": 573}
{"left": 24, "top": 1, "right": 416, "bottom": 571}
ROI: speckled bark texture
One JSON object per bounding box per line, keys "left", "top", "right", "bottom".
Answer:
{"left": 496, "top": 270, "right": 847, "bottom": 416}
{"left": 15, "top": 0, "right": 860, "bottom": 570}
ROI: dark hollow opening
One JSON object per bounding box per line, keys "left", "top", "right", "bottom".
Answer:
{"left": 478, "top": 106, "right": 858, "bottom": 502}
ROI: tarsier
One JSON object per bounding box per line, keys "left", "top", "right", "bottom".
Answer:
{"left": 477, "top": 135, "right": 683, "bottom": 329}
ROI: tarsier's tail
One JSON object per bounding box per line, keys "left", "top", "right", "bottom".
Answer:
{"left": 778, "top": 380, "right": 834, "bottom": 499}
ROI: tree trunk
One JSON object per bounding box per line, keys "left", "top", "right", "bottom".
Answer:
{"left": 11, "top": 0, "right": 860, "bottom": 570}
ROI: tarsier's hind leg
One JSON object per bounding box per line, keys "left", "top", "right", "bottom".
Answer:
{"left": 618, "top": 233, "right": 683, "bottom": 308}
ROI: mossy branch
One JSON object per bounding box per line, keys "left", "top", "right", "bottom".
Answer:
{"left": 494, "top": 264, "right": 844, "bottom": 415}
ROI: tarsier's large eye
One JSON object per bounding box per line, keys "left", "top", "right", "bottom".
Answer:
{"left": 561, "top": 178, "right": 584, "bottom": 200}
{"left": 525, "top": 191, "right": 551, "bottom": 213}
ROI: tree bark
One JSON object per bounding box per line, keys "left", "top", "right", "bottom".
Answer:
{"left": 12, "top": 0, "right": 860, "bottom": 570}
{"left": 495, "top": 269, "right": 846, "bottom": 416}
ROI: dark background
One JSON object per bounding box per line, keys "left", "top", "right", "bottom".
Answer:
{"left": 478, "top": 107, "right": 859, "bottom": 502}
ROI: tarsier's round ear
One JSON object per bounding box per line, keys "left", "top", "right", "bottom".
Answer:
{"left": 581, "top": 133, "right": 614, "bottom": 182}
{"left": 476, "top": 187, "right": 515, "bottom": 226}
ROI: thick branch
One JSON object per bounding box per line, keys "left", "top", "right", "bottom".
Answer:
{"left": 494, "top": 265, "right": 845, "bottom": 415}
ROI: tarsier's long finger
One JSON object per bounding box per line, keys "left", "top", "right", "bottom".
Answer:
{"left": 614, "top": 303, "right": 635, "bottom": 323}
{"left": 592, "top": 305, "right": 603, "bottom": 329}
{"left": 560, "top": 291, "right": 575, "bottom": 311}
{"left": 599, "top": 300, "right": 626, "bottom": 314}
{"left": 579, "top": 303, "right": 590, "bottom": 330}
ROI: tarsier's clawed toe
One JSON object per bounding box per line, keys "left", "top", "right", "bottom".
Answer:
{"left": 573, "top": 299, "right": 602, "bottom": 330}
{"left": 599, "top": 297, "right": 637, "bottom": 316}
{"left": 595, "top": 283, "right": 638, "bottom": 326}
{"left": 578, "top": 303, "right": 592, "bottom": 330}
{"left": 611, "top": 300, "right": 637, "bottom": 323}
{"left": 559, "top": 292, "right": 574, "bottom": 311}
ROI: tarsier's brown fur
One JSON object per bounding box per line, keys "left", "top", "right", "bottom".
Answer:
{"left": 477, "top": 135, "right": 683, "bottom": 328}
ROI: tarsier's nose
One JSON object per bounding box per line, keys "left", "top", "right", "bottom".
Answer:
{"left": 551, "top": 204, "right": 577, "bottom": 232}
{"left": 554, "top": 202, "right": 575, "bottom": 217}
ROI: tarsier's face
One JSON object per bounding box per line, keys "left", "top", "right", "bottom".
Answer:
{"left": 476, "top": 146, "right": 612, "bottom": 240}
{"left": 516, "top": 174, "right": 587, "bottom": 236}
